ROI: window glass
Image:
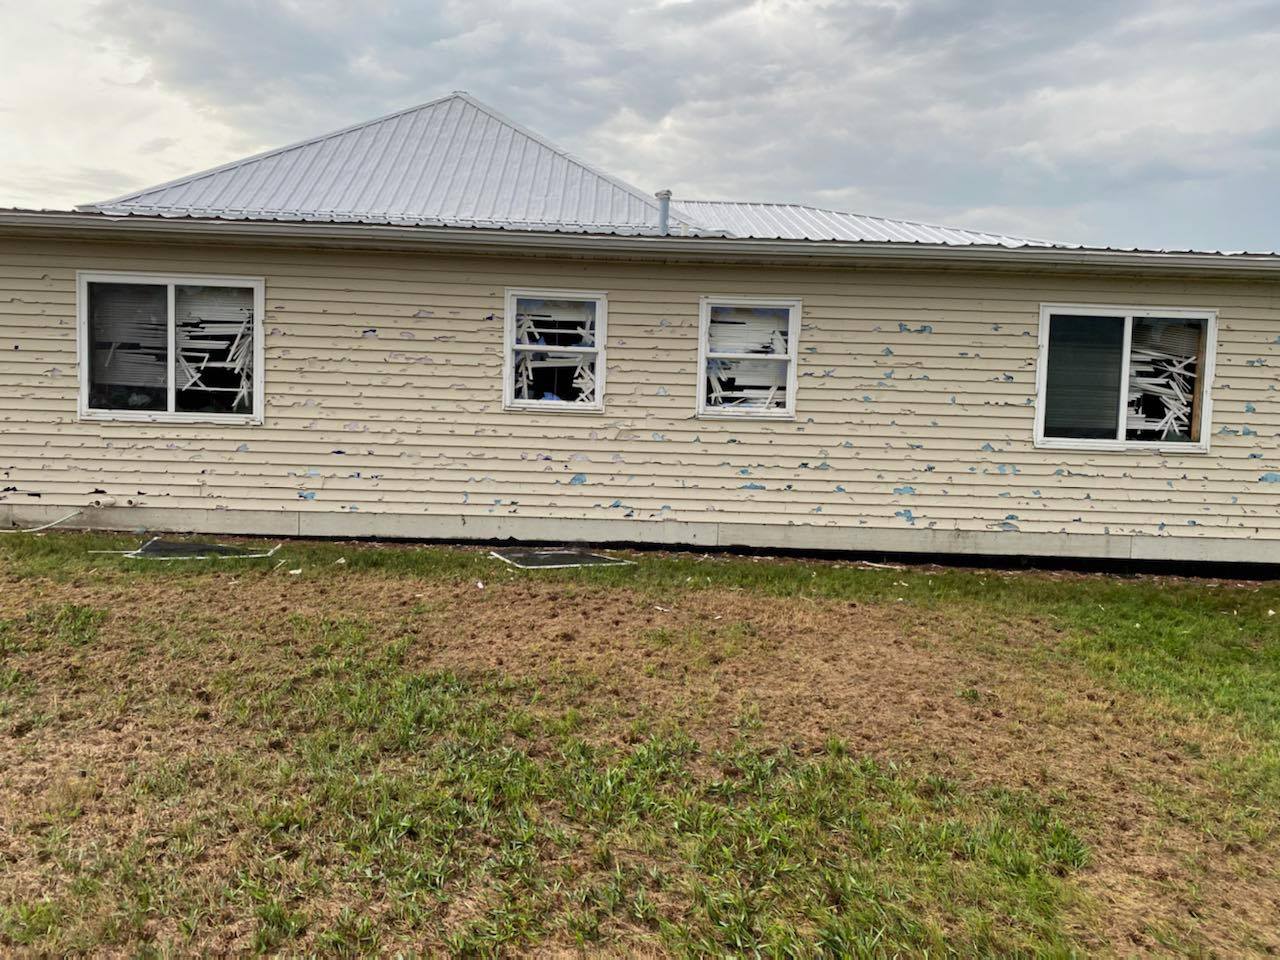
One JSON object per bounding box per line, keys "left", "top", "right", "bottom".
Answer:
{"left": 87, "top": 282, "right": 168, "bottom": 412}
{"left": 1043, "top": 314, "right": 1125, "bottom": 440}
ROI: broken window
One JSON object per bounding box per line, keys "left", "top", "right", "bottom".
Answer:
{"left": 81, "top": 273, "right": 262, "bottom": 421}
{"left": 1038, "top": 307, "right": 1214, "bottom": 447}
{"left": 505, "top": 291, "right": 606, "bottom": 410}
{"left": 175, "top": 285, "right": 256, "bottom": 414}
{"left": 698, "top": 298, "right": 801, "bottom": 416}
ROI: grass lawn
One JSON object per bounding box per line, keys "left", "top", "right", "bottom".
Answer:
{"left": 1, "top": 534, "right": 1278, "bottom": 956}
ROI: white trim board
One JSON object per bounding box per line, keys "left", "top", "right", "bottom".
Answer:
{"left": 12, "top": 211, "right": 1280, "bottom": 275}
{"left": 6, "top": 503, "right": 1278, "bottom": 565}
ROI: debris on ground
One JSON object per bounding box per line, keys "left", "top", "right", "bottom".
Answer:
{"left": 0, "top": 510, "right": 83, "bottom": 534}
{"left": 90, "top": 538, "right": 282, "bottom": 561}
{"left": 490, "top": 547, "right": 634, "bottom": 569}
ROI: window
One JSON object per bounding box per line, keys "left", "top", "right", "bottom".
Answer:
{"left": 77, "top": 272, "right": 264, "bottom": 423}
{"left": 697, "top": 297, "right": 801, "bottom": 417}
{"left": 503, "top": 289, "right": 607, "bottom": 411}
{"left": 1035, "top": 305, "right": 1216, "bottom": 451}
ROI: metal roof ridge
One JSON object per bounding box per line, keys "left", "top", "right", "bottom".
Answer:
{"left": 450, "top": 94, "right": 698, "bottom": 228}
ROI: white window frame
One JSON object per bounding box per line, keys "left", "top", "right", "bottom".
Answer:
{"left": 76, "top": 270, "right": 266, "bottom": 425}
{"left": 502, "top": 287, "right": 608, "bottom": 413}
{"left": 1033, "top": 303, "right": 1217, "bottom": 454}
{"left": 696, "top": 295, "right": 802, "bottom": 419}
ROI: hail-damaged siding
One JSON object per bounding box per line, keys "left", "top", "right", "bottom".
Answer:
{"left": 2, "top": 235, "right": 1278, "bottom": 562}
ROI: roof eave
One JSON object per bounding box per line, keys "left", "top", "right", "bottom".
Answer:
{"left": 3, "top": 209, "right": 1279, "bottom": 276}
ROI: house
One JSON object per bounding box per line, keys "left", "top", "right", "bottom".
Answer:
{"left": 1, "top": 91, "right": 1278, "bottom": 563}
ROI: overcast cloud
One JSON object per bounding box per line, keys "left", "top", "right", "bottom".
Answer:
{"left": 2, "top": 0, "right": 1278, "bottom": 250}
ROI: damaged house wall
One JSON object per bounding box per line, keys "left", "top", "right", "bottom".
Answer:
{"left": 1, "top": 235, "right": 1279, "bottom": 563}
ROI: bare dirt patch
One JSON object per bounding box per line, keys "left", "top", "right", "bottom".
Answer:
{"left": 1, "top": 568, "right": 1277, "bottom": 955}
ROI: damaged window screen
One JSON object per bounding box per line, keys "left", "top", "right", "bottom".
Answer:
{"left": 1126, "top": 317, "right": 1206, "bottom": 442}
{"left": 1042, "top": 310, "right": 1209, "bottom": 444}
{"left": 510, "top": 296, "right": 602, "bottom": 406}
{"left": 88, "top": 282, "right": 168, "bottom": 411}
{"left": 83, "top": 276, "right": 259, "bottom": 419}
{"left": 702, "top": 301, "right": 798, "bottom": 414}
{"left": 175, "top": 285, "right": 255, "bottom": 414}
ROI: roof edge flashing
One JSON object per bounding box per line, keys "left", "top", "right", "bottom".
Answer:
{"left": 3, "top": 210, "right": 1279, "bottom": 272}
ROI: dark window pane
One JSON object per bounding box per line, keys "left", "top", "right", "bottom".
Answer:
{"left": 512, "top": 350, "right": 598, "bottom": 403}
{"left": 87, "top": 282, "right": 167, "bottom": 411}
{"left": 174, "top": 285, "right": 255, "bottom": 414}
{"left": 705, "top": 356, "right": 789, "bottom": 409}
{"left": 1126, "top": 317, "right": 1203, "bottom": 442}
{"left": 1043, "top": 314, "right": 1125, "bottom": 440}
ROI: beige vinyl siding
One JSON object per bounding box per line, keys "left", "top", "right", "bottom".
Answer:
{"left": 1, "top": 235, "right": 1278, "bottom": 555}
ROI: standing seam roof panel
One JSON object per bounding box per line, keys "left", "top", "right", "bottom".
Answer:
{"left": 365, "top": 106, "right": 427, "bottom": 216}
{"left": 340, "top": 115, "right": 408, "bottom": 215}
{"left": 419, "top": 99, "right": 476, "bottom": 218}
{"left": 399, "top": 100, "right": 454, "bottom": 219}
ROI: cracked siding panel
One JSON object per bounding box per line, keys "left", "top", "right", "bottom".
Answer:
{"left": 1, "top": 235, "right": 1279, "bottom": 546}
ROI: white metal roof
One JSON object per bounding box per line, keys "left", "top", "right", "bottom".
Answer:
{"left": 670, "top": 199, "right": 1057, "bottom": 248}
{"left": 81, "top": 92, "right": 1277, "bottom": 256}
{"left": 81, "top": 91, "right": 1069, "bottom": 246}
{"left": 82, "top": 92, "right": 708, "bottom": 236}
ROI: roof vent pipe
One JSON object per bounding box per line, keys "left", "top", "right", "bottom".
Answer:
{"left": 655, "top": 189, "right": 672, "bottom": 235}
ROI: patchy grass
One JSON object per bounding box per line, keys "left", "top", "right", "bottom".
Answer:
{"left": 1, "top": 533, "right": 1278, "bottom": 955}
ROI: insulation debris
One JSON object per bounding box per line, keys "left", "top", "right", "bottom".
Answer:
{"left": 490, "top": 547, "right": 634, "bottom": 569}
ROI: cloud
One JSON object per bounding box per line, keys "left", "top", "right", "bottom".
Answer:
{"left": 2, "top": 0, "right": 1278, "bottom": 250}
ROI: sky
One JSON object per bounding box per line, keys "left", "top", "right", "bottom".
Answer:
{"left": 2, "top": 0, "right": 1278, "bottom": 251}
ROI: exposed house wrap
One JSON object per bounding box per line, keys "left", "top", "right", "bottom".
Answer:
{"left": 1, "top": 91, "right": 1279, "bottom": 563}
